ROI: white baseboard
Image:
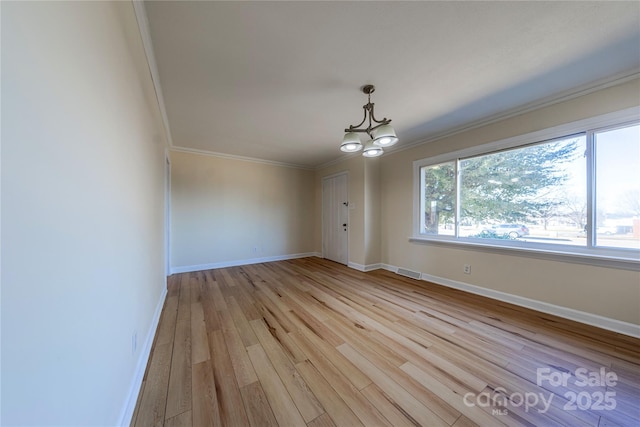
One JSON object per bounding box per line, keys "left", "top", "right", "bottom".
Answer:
{"left": 383, "top": 264, "right": 640, "bottom": 339}
{"left": 348, "top": 262, "right": 383, "bottom": 272}
{"left": 380, "top": 263, "right": 397, "bottom": 273}
{"left": 171, "top": 252, "right": 318, "bottom": 274}
{"left": 118, "top": 286, "right": 168, "bottom": 426}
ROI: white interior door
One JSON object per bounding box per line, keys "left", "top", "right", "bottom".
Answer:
{"left": 322, "top": 173, "right": 348, "bottom": 265}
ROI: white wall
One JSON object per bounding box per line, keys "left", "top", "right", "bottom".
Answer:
{"left": 170, "top": 150, "right": 315, "bottom": 271}
{"left": 2, "top": 2, "right": 168, "bottom": 425}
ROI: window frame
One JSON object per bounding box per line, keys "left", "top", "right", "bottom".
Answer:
{"left": 412, "top": 106, "right": 640, "bottom": 271}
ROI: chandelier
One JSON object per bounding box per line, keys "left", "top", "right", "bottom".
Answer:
{"left": 340, "top": 84, "right": 398, "bottom": 157}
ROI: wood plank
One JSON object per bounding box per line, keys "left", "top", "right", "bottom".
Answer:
{"left": 256, "top": 296, "right": 308, "bottom": 364}
{"left": 240, "top": 381, "right": 279, "bottom": 427}
{"left": 325, "top": 316, "right": 407, "bottom": 367}
{"left": 290, "top": 331, "right": 391, "bottom": 426}
{"left": 326, "top": 318, "right": 460, "bottom": 424}
{"left": 400, "top": 362, "right": 507, "bottom": 426}
{"left": 190, "top": 293, "right": 210, "bottom": 364}
{"left": 164, "top": 411, "right": 192, "bottom": 427}
{"left": 165, "top": 278, "right": 192, "bottom": 420}
{"left": 203, "top": 270, "right": 228, "bottom": 311}
{"left": 292, "top": 321, "right": 372, "bottom": 390}
{"left": 191, "top": 360, "right": 221, "bottom": 427}
{"left": 250, "top": 318, "right": 324, "bottom": 422}
{"left": 254, "top": 288, "right": 298, "bottom": 333}
{"left": 200, "top": 276, "right": 222, "bottom": 332}
{"left": 208, "top": 329, "right": 250, "bottom": 426}
{"left": 155, "top": 295, "right": 178, "bottom": 347}
{"left": 226, "top": 295, "right": 259, "bottom": 347}
{"left": 337, "top": 343, "right": 450, "bottom": 427}
{"left": 246, "top": 343, "right": 307, "bottom": 426}
{"left": 452, "top": 415, "right": 481, "bottom": 427}
{"left": 307, "top": 413, "right": 336, "bottom": 427}
{"left": 360, "top": 384, "right": 420, "bottom": 427}
{"left": 219, "top": 308, "right": 258, "bottom": 387}
{"left": 133, "top": 342, "right": 172, "bottom": 427}
{"left": 295, "top": 359, "right": 364, "bottom": 427}
{"left": 229, "top": 283, "right": 261, "bottom": 321}
{"left": 281, "top": 293, "right": 344, "bottom": 347}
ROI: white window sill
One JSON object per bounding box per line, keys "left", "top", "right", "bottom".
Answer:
{"left": 409, "top": 236, "right": 640, "bottom": 271}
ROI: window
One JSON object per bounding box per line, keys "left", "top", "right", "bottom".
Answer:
{"left": 421, "top": 161, "right": 456, "bottom": 236}
{"left": 413, "top": 108, "right": 640, "bottom": 266}
{"left": 594, "top": 124, "right": 640, "bottom": 250}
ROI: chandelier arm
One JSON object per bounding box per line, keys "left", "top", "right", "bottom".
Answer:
{"left": 345, "top": 105, "right": 369, "bottom": 131}
{"left": 368, "top": 103, "right": 391, "bottom": 125}
{"left": 369, "top": 122, "right": 391, "bottom": 132}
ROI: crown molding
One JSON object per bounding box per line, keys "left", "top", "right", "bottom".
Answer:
{"left": 170, "top": 146, "right": 314, "bottom": 170}
{"left": 386, "top": 70, "right": 640, "bottom": 158}
{"left": 315, "top": 150, "right": 362, "bottom": 171}
{"left": 132, "top": 0, "right": 174, "bottom": 148}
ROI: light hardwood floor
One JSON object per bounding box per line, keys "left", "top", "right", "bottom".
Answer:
{"left": 131, "top": 257, "right": 640, "bottom": 426}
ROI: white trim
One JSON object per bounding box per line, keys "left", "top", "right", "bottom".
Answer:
{"left": 170, "top": 146, "right": 313, "bottom": 170}
{"left": 132, "top": 1, "right": 173, "bottom": 148}
{"left": 316, "top": 150, "right": 361, "bottom": 171}
{"left": 381, "top": 264, "right": 397, "bottom": 273}
{"left": 381, "top": 263, "right": 639, "bottom": 338}
{"left": 348, "top": 262, "right": 382, "bottom": 272}
{"left": 118, "top": 286, "right": 168, "bottom": 426}
{"left": 418, "top": 271, "right": 640, "bottom": 339}
{"left": 171, "top": 252, "right": 318, "bottom": 274}
{"left": 408, "top": 236, "right": 639, "bottom": 271}
{"left": 320, "top": 170, "right": 350, "bottom": 181}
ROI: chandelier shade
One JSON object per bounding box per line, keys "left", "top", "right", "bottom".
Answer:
{"left": 362, "top": 140, "right": 384, "bottom": 157}
{"left": 340, "top": 132, "right": 363, "bottom": 152}
{"left": 340, "top": 85, "right": 398, "bottom": 157}
{"left": 372, "top": 124, "right": 399, "bottom": 147}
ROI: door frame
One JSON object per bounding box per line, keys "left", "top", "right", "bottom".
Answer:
{"left": 321, "top": 171, "right": 349, "bottom": 264}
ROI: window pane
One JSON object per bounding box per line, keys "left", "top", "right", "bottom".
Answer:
{"left": 459, "top": 135, "right": 586, "bottom": 245}
{"left": 421, "top": 162, "right": 456, "bottom": 235}
{"left": 595, "top": 124, "right": 640, "bottom": 249}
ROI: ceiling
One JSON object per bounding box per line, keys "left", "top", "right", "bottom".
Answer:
{"left": 141, "top": 1, "right": 640, "bottom": 168}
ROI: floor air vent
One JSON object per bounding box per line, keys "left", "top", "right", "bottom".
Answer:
{"left": 396, "top": 268, "right": 421, "bottom": 280}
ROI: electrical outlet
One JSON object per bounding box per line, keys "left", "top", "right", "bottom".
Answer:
{"left": 463, "top": 264, "right": 471, "bottom": 274}
{"left": 132, "top": 332, "right": 137, "bottom": 354}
